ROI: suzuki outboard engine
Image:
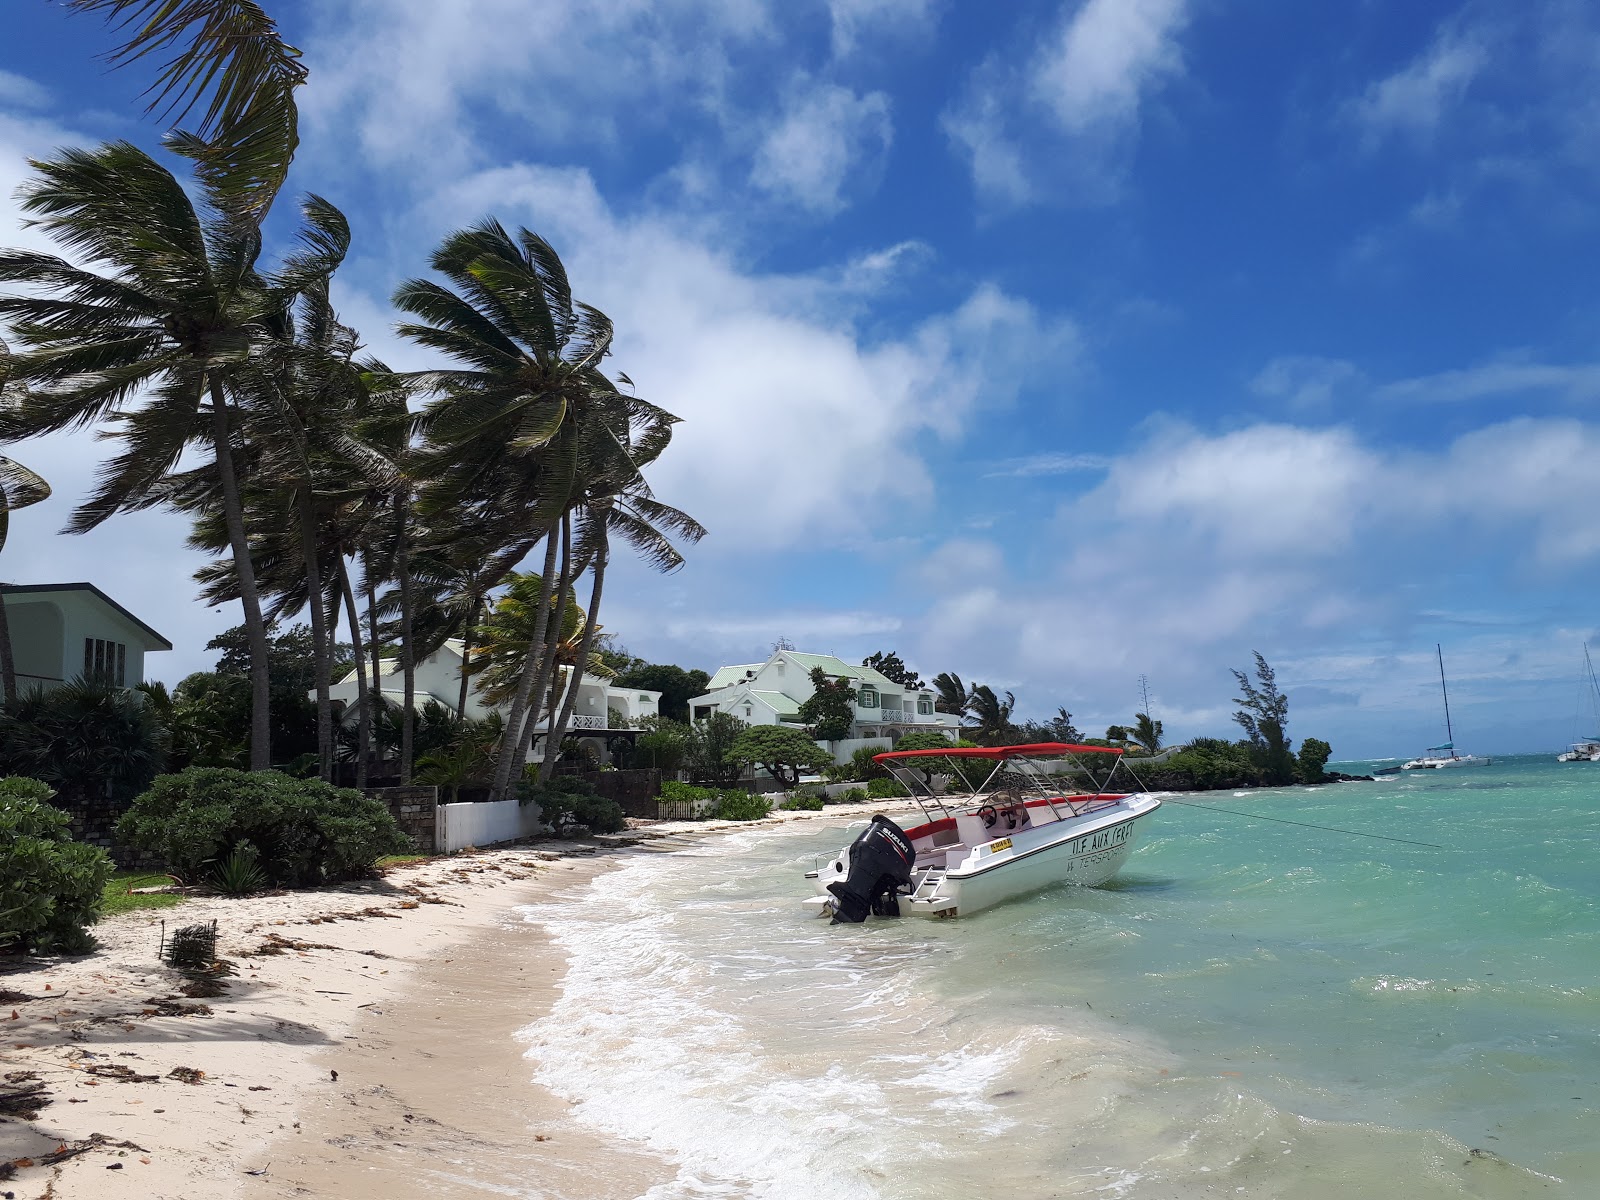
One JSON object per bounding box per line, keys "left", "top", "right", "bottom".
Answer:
{"left": 828, "top": 815, "right": 915, "bottom": 924}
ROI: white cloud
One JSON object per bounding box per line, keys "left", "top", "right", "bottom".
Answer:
{"left": 302, "top": 0, "right": 777, "bottom": 171}
{"left": 1346, "top": 26, "right": 1488, "bottom": 148}
{"left": 1029, "top": 0, "right": 1188, "bottom": 136}
{"left": 412, "top": 163, "right": 1075, "bottom": 549}
{"left": 750, "top": 79, "right": 893, "bottom": 213}
{"left": 0, "top": 70, "right": 50, "bottom": 110}
{"left": 1377, "top": 359, "right": 1600, "bottom": 405}
{"left": 1250, "top": 356, "right": 1365, "bottom": 413}
{"left": 943, "top": 0, "right": 1190, "bottom": 208}
{"left": 983, "top": 452, "right": 1110, "bottom": 478}
{"left": 827, "top": 0, "right": 938, "bottom": 57}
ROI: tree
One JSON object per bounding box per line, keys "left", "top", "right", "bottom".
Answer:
{"left": 730, "top": 725, "right": 831, "bottom": 790}
{"left": 1011, "top": 707, "right": 1082, "bottom": 746}
{"left": 0, "top": 142, "right": 297, "bottom": 768}
{"left": 0, "top": 678, "right": 166, "bottom": 808}
{"left": 59, "top": 0, "right": 308, "bottom": 221}
{"left": 967, "top": 684, "right": 1015, "bottom": 744}
{"left": 1297, "top": 737, "right": 1332, "bottom": 785}
{"left": 932, "top": 671, "right": 970, "bottom": 716}
{"left": 862, "top": 651, "right": 922, "bottom": 690}
{"left": 1232, "top": 651, "right": 1294, "bottom": 785}
{"left": 687, "top": 711, "right": 746, "bottom": 786}
{"left": 615, "top": 663, "right": 712, "bottom": 723}
{"left": 1128, "top": 712, "right": 1163, "bottom": 754}
{"left": 798, "top": 667, "right": 855, "bottom": 742}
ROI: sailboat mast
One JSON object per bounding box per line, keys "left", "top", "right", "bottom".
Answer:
{"left": 1437, "top": 643, "right": 1454, "bottom": 748}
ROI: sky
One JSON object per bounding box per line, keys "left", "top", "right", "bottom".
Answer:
{"left": 5, "top": 0, "right": 1600, "bottom": 758}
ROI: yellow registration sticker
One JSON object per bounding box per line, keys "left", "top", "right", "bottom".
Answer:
{"left": 990, "top": 838, "right": 1013, "bottom": 853}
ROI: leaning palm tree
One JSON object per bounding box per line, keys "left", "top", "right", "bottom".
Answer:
{"left": 58, "top": 0, "right": 307, "bottom": 221}
{"left": 932, "top": 672, "right": 971, "bottom": 717}
{"left": 398, "top": 220, "right": 647, "bottom": 801}
{"left": 0, "top": 143, "right": 287, "bottom": 766}
{"left": 967, "top": 684, "right": 1016, "bottom": 745}
{"left": 1128, "top": 711, "right": 1164, "bottom": 755}
{"left": 0, "top": 454, "right": 52, "bottom": 704}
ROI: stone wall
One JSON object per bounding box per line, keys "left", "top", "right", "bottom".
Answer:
{"left": 65, "top": 797, "right": 162, "bottom": 871}
{"left": 363, "top": 785, "right": 439, "bottom": 853}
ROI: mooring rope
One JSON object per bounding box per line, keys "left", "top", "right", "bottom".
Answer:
{"left": 1152, "top": 795, "right": 1445, "bottom": 850}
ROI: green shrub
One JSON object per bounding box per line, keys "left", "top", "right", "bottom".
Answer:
{"left": 0, "top": 681, "right": 165, "bottom": 808}
{"left": 847, "top": 745, "right": 889, "bottom": 782}
{"left": 834, "top": 786, "right": 870, "bottom": 804}
{"left": 659, "top": 779, "right": 706, "bottom": 805}
{"left": 1297, "top": 738, "right": 1333, "bottom": 784}
{"left": 0, "top": 777, "right": 112, "bottom": 955}
{"left": 211, "top": 844, "right": 268, "bottom": 895}
{"left": 710, "top": 789, "right": 772, "bottom": 821}
{"left": 520, "top": 775, "right": 627, "bottom": 835}
{"left": 866, "top": 776, "right": 903, "bottom": 799}
{"left": 779, "top": 794, "right": 825, "bottom": 811}
{"left": 117, "top": 768, "right": 410, "bottom": 888}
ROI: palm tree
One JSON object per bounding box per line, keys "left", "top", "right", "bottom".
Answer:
{"left": 1129, "top": 712, "right": 1163, "bottom": 754}
{"left": 397, "top": 220, "right": 647, "bottom": 801}
{"left": 967, "top": 684, "right": 1015, "bottom": 744}
{"left": 932, "top": 672, "right": 971, "bottom": 717}
{"left": 59, "top": 0, "right": 307, "bottom": 221}
{"left": 0, "top": 143, "right": 287, "bottom": 767}
{"left": 0, "top": 348, "right": 53, "bottom": 704}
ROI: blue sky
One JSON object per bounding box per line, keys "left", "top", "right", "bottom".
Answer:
{"left": 5, "top": 0, "right": 1600, "bottom": 758}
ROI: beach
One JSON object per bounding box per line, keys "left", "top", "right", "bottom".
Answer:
{"left": 0, "top": 805, "right": 896, "bottom": 1200}
{"left": 6, "top": 772, "right": 1597, "bottom": 1199}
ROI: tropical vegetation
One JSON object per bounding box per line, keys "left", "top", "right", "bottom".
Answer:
{"left": 0, "top": 1, "right": 703, "bottom": 802}
{"left": 1, "top": 776, "right": 113, "bottom": 955}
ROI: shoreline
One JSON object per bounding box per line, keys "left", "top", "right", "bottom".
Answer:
{"left": 1, "top": 805, "right": 893, "bottom": 1199}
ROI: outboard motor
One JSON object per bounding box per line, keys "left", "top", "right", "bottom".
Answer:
{"left": 828, "top": 815, "right": 915, "bottom": 924}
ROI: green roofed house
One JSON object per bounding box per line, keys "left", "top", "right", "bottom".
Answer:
{"left": 688, "top": 649, "right": 961, "bottom": 761}
{"left": 0, "top": 582, "right": 172, "bottom": 692}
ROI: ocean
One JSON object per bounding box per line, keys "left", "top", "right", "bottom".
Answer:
{"left": 518, "top": 756, "right": 1599, "bottom": 1198}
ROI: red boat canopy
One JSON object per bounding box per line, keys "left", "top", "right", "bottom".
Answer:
{"left": 873, "top": 742, "right": 1124, "bottom": 763}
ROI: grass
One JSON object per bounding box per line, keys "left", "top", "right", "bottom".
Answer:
{"left": 101, "top": 870, "right": 185, "bottom": 917}
{"left": 377, "top": 854, "right": 432, "bottom": 869}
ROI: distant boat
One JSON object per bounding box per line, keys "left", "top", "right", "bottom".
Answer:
{"left": 1557, "top": 643, "right": 1600, "bottom": 763}
{"left": 1401, "top": 645, "right": 1489, "bottom": 770}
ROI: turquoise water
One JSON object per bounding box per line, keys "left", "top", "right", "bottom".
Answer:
{"left": 519, "top": 756, "right": 1599, "bottom": 1198}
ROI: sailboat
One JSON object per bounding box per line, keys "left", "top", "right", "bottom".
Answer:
{"left": 1401, "top": 644, "right": 1488, "bottom": 769}
{"left": 1556, "top": 643, "right": 1600, "bottom": 762}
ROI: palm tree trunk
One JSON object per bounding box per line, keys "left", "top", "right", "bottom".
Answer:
{"left": 394, "top": 494, "right": 416, "bottom": 785}
{"left": 455, "top": 593, "right": 480, "bottom": 719}
{"left": 512, "top": 513, "right": 573, "bottom": 782}
{"left": 208, "top": 381, "right": 272, "bottom": 771}
{"left": 364, "top": 569, "right": 383, "bottom": 763}
{"left": 540, "top": 537, "right": 607, "bottom": 783}
{"left": 338, "top": 557, "right": 371, "bottom": 790}
{"left": 296, "top": 487, "right": 333, "bottom": 781}
{"left": 487, "top": 528, "right": 560, "bottom": 802}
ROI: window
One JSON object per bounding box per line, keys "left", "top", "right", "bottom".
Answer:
{"left": 858, "top": 685, "right": 878, "bottom": 709}
{"left": 743, "top": 704, "right": 753, "bottom": 719}
{"left": 917, "top": 700, "right": 933, "bottom": 715}
{"left": 83, "top": 638, "right": 128, "bottom": 687}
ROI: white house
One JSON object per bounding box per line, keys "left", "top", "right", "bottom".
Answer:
{"left": 688, "top": 650, "right": 961, "bottom": 761}
{"left": 322, "top": 638, "right": 659, "bottom": 762}
{"left": 0, "top": 582, "right": 171, "bottom": 691}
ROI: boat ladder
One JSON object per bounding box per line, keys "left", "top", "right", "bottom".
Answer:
{"left": 910, "top": 868, "right": 947, "bottom": 902}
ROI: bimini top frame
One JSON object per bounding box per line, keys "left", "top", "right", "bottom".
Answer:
{"left": 871, "top": 742, "right": 1130, "bottom": 825}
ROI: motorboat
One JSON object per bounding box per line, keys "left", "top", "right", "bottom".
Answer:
{"left": 1558, "top": 741, "right": 1600, "bottom": 763}
{"left": 803, "top": 742, "right": 1160, "bottom": 922}
{"left": 1401, "top": 645, "right": 1489, "bottom": 769}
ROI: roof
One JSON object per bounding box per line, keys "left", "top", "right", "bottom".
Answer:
{"left": 747, "top": 689, "right": 801, "bottom": 718}
{"left": 874, "top": 742, "right": 1124, "bottom": 763}
{"left": 0, "top": 582, "right": 173, "bottom": 650}
{"left": 708, "top": 663, "right": 763, "bottom": 690}
{"left": 779, "top": 652, "right": 908, "bottom": 692}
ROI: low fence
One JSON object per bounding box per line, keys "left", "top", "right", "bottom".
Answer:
{"left": 435, "top": 796, "right": 546, "bottom": 853}
{"left": 364, "top": 785, "right": 439, "bottom": 852}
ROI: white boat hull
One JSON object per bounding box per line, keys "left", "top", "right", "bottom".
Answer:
{"left": 806, "top": 793, "right": 1161, "bottom": 920}
{"left": 1400, "top": 754, "right": 1488, "bottom": 769}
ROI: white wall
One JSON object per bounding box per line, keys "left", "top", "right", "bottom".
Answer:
{"left": 829, "top": 736, "right": 893, "bottom": 764}
{"left": 435, "top": 798, "right": 546, "bottom": 852}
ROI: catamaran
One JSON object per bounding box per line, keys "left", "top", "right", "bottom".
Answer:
{"left": 1557, "top": 643, "right": 1600, "bottom": 762}
{"left": 1400, "top": 645, "right": 1488, "bottom": 770}
{"left": 803, "top": 743, "right": 1161, "bottom": 922}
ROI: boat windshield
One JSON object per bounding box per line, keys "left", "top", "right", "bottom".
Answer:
{"left": 873, "top": 743, "right": 1132, "bottom": 824}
